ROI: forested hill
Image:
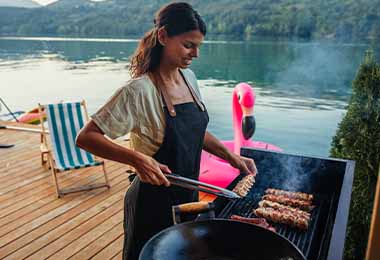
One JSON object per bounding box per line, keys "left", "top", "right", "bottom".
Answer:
{"left": 0, "top": 0, "right": 379, "bottom": 40}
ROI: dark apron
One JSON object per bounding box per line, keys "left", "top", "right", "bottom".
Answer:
{"left": 122, "top": 82, "right": 209, "bottom": 260}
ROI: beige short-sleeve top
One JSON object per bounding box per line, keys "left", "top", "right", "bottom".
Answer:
{"left": 91, "top": 68, "right": 203, "bottom": 156}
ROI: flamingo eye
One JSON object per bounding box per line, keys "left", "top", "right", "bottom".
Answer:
{"left": 237, "top": 93, "right": 241, "bottom": 101}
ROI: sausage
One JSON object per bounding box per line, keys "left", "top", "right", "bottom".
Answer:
{"left": 265, "top": 188, "right": 313, "bottom": 202}
{"left": 230, "top": 214, "right": 276, "bottom": 232}
{"left": 258, "top": 200, "right": 311, "bottom": 220}
{"left": 254, "top": 207, "right": 309, "bottom": 230}
{"left": 262, "top": 194, "right": 315, "bottom": 212}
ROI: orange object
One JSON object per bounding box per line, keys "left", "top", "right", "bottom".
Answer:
{"left": 366, "top": 169, "right": 380, "bottom": 260}
{"left": 199, "top": 191, "right": 217, "bottom": 202}
{"left": 18, "top": 107, "right": 46, "bottom": 124}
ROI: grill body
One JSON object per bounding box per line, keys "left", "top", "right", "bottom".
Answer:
{"left": 214, "top": 148, "right": 355, "bottom": 260}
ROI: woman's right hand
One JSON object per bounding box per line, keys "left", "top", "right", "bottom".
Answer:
{"left": 133, "top": 153, "right": 171, "bottom": 187}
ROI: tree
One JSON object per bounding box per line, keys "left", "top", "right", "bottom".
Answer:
{"left": 330, "top": 50, "right": 380, "bottom": 260}
{"left": 244, "top": 24, "right": 254, "bottom": 39}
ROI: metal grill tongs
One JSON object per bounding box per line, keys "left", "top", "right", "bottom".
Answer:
{"left": 164, "top": 173, "right": 241, "bottom": 199}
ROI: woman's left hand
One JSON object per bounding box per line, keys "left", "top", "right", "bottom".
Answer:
{"left": 202, "top": 131, "right": 258, "bottom": 175}
{"left": 229, "top": 153, "right": 258, "bottom": 176}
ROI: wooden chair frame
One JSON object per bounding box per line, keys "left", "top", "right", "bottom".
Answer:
{"left": 39, "top": 100, "right": 110, "bottom": 198}
{"left": 366, "top": 166, "right": 380, "bottom": 260}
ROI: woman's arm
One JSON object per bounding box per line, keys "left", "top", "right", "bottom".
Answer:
{"left": 76, "top": 120, "right": 171, "bottom": 186}
{"left": 203, "top": 131, "right": 257, "bottom": 175}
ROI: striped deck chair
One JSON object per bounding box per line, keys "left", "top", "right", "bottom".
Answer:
{"left": 39, "top": 100, "right": 110, "bottom": 198}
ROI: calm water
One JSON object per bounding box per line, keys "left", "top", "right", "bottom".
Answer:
{"left": 0, "top": 37, "right": 373, "bottom": 157}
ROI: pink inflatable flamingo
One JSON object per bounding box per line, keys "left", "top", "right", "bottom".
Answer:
{"left": 199, "top": 83, "right": 282, "bottom": 188}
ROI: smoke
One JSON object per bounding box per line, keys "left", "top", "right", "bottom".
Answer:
{"left": 256, "top": 152, "right": 325, "bottom": 193}
{"left": 270, "top": 43, "right": 359, "bottom": 103}
{"left": 280, "top": 156, "right": 311, "bottom": 192}
{"left": 281, "top": 155, "right": 326, "bottom": 192}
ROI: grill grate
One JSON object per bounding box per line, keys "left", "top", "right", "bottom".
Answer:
{"left": 217, "top": 187, "right": 333, "bottom": 260}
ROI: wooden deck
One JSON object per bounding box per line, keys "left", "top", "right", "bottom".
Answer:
{"left": 0, "top": 121, "right": 214, "bottom": 260}
{"left": 0, "top": 121, "right": 129, "bottom": 260}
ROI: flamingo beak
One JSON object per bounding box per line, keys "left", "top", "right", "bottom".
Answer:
{"left": 242, "top": 115, "right": 255, "bottom": 140}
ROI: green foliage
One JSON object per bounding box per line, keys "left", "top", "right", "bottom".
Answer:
{"left": 0, "top": 0, "right": 380, "bottom": 40}
{"left": 330, "top": 50, "right": 380, "bottom": 260}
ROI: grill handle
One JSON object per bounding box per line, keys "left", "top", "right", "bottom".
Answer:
{"left": 172, "top": 201, "right": 215, "bottom": 224}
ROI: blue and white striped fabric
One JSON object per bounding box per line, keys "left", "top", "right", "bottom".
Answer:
{"left": 45, "top": 102, "right": 101, "bottom": 171}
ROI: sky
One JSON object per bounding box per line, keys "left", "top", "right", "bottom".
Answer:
{"left": 32, "top": 0, "right": 107, "bottom": 5}
{"left": 32, "top": 0, "right": 57, "bottom": 5}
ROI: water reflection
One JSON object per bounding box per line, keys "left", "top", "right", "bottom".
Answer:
{"left": 0, "top": 37, "right": 373, "bottom": 156}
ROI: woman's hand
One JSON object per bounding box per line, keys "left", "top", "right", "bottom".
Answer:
{"left": 228, "top": 153, "right": 258, "bottom": 176}
{"left": 202, "top": 131, "right": 258, "bottom": 176}
{"left": 132, "top": 153, "right": 172, "bottom": 187}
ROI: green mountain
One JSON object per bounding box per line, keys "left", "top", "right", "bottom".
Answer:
{"left": 0, "top": 0, "right": 379, "bottom": 40}
{"left": 47, "top": 0, "right": 97, "bottom": 9}
{"left": 0, "top": 0, "right": 40, "bottom": 8}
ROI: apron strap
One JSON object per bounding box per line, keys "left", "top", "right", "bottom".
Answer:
{"left": 180, "top": 70, "right": 205, "bottom": 112}
{"left": 156, "top": 80, "right": 177, "bottom": 117}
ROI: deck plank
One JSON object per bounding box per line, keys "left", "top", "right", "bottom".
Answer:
{"left": 69, "top": 222, "right": 124, "bottom": 260}
{"left": 0, "top": 169, "right": 123, "bottom": 232}
{"left": 0, "top": 162, "right": 122, "bottom": 216}
{"left": 43, "top": 211, "right": 123, "bottom": 259}
{"left": 1, "top": 184, "right": 125, "bottom": 259}
{"left": 0, "top": 166, "right": 116, "bottom": 214}
{"left": 94, "top": 236, "right": 124, "bottom": 260}
{"left": 0, "top": 171, "right": 125, "bottom": 244}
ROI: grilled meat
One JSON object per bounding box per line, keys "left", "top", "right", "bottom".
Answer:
{"left": 254, "top": 207, "right": 309, "bottom": 230}
{"left": 265, "top": 188, "right": 313, "bottom": 202}
{"left": 232, "top": 174, "right": 255, "bottom": 197}
{"left": 230, "top": 214, "right": 268, "bottom": 225}
{"left": 258, "top": 200, "right": 311, "bottom": 220}
{"left": 262, "top": 194, "right": 315, "bottom": 212}
{"left": 230, "top": 214, "right": 276, "bottom": 232}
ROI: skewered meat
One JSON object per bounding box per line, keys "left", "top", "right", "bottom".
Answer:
{"left": 232, "top": 174, "right": 255, "bottom": 197}
{"left": 262, "top": 194, "right": 315, "bottom": 212}
{"left": 254, "top": 207, "right": 309, "bottom": 230}
{"left": 265, "top": 188, "right": 313, "bottom": 202}
{"left": 258, "top": 200, "right": 311, "bottom": 220}
{"left": 230, "top": 214, "right": 268, "bottom": 225}
{"left": 230, "top": 214, "right": 276, "bottom": 232}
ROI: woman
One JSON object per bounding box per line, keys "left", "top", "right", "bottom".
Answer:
{"left": 76, "top": 2, "right": 257, "bottom": 259}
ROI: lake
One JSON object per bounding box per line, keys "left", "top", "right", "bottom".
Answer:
{"left": 0, "top": 36, "right": 373, "bottom": 157}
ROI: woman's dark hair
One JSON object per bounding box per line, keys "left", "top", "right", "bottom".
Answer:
{"left": 129, "top": 2, "right": 206, "bottom": 78}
